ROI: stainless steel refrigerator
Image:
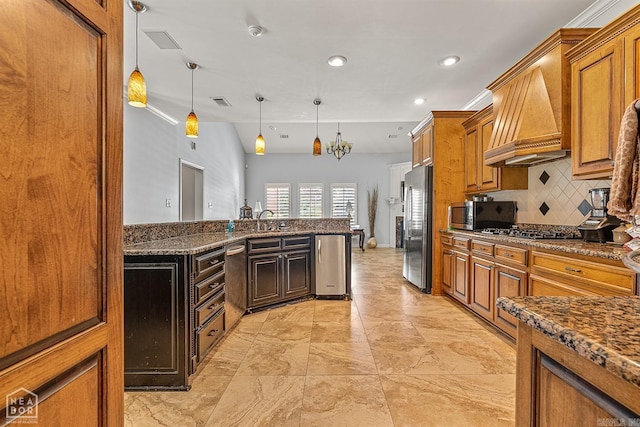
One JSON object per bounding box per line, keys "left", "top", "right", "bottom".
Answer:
{"left": 402, "top": 165, "right": 433, "bottom": 292}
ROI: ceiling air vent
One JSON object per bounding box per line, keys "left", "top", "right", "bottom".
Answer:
{"left": 279, "top": 134, "right": 289, "bottom": 139}
{"left": 209, "top": 97, "right": 232, "bottom": 107}
{"left": 143, "top": 31, "right": 181, "bottom": 50}
{"left": 388, "top": 134, "right": 398, "bottom": 139}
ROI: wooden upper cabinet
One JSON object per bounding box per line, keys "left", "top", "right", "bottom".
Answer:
{"left": 0, "top": 0, "right": 123, "bottom": 424}
{"left": 463, "top": 105, "right": 527, "bottom": 194}
{"left": 567, "top": 4, "right": 640, "bottom": 179}
{"left": 421, "top": 124, "right": 434, "bottom": 166}
{"left": 412, "top": 132, "right": 422, "bottom": 168}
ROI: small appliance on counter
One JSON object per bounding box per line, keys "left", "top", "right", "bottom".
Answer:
{"left": 448, "top": 200, "right": 517, "bottom": 231}
{"left": 578, "top": 188, "right": 621, "bottom": 243}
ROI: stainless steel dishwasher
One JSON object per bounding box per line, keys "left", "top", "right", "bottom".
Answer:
{"left": 224, "top": 243, "right": 247, "bottom": 330}
{"left": 315, "top": 235, "right": 346, "bottom": 296}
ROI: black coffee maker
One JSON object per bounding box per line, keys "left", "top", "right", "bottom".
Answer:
{"left": 578, "top": 188, "right": 621, "bottom": 242}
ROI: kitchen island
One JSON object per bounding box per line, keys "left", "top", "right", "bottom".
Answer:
{"left": 122, "top": 218, "right": 352, "bottom": 390}
{"left": 497, "top": 295, "right": 640, "bottom": 426}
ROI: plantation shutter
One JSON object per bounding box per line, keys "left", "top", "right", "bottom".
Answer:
{"left": 299, "top": 184, "right": 323, "bottom": 218}
{"left": 331, "top": 183, "right": 357, "bottom": 227}
{"left": 264, "top": 183, "right": 290, "bottom": 218}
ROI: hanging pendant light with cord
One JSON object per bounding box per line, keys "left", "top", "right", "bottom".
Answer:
{"left": 127, "top": 0, "right": 148, "bottom": 108}
{"left": 255, "top": 96, "right": 265, "bottom": 155}
{"left": 313, "top": 99, "right": 322, "bottom": 156}
{"left": 185, "top": 62, "right": 199, "bottom": 138}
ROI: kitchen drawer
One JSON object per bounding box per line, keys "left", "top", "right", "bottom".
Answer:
{"left": 282, "top": 235, "right": 311, "bottom": 251}
{"left": 495, "top": 245, "right": 527, "bottom": 267}
{"left": 529, "top": 274, "right": 598, "bottom": 297}
{"left": 194, "top": 249, "right": 225, "bottom": 282}
{"left": 196, "top": 310, "right": 224, "bottom": 361}
{"left": 531, "top": 251, "right": 635, "bottom": 295}
{"left": 441, "top": 235, "right": 453, "bottom": 246}
{"left": 453, "top": 236, "right": 470, "bottom": 251}
{"left": 195, "top": 289, "right": 225, "bottom": 327}
{"left": 248, "top": 238, "right": 282, "bottom": 254}
{"left": 471, "top": 240, "right": 494, "bottom": 257}
{"left": 195, "top": 270, "right": 225, "bottom": 305}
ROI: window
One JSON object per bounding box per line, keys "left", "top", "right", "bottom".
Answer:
{"left": 298, "top": 183, "right": 323, "bottom": 218}
{"left": 264, "top": 183, "right": 290, "bottom": 218}
{"left": 331, "top": 183, "right": 357, "bottom": 227}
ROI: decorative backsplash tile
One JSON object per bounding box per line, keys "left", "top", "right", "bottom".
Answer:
{"left": 491, "top": 158, "right": 611, "bottom": 226}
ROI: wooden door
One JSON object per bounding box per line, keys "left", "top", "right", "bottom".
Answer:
{"left": 624, "top": 24, "right": 640, "bottom": 104}
{"left": 571, "top": 38, "right": 624, "bottom": 179}
{"left": 452, "top": 251, "right": 470, "bottom": 304}
{"left": 249, "top": 254, "right": 282, "bottom": 308}
{"left": 0, "top": 0, "right": 123, "bottom": 424}
{"left": 283, "top": 250, "right": 311, "bottom": 298}
{"left": 464, "top": 128, "right": 479, "bottom": 192}
{"left": 470, "top": 257, "right": 494, "bottom": 321}
{"left": 494, "top": 264, "right": 527, "bottom": 337}
{"left": 421, "top": 124, "right": 434, "bottom": 165}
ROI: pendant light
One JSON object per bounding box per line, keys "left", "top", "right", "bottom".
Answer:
{"left": 313, "top": 99, "right": 322, "bottom": 156}
{"left": 185, "top": 62, "right": 199, "bottom": 138}
{"left": 127, "top": 1, "right": 148, "bottom": 108}
{"left": 255, "top": 96, "right": 265, "bottom": 155}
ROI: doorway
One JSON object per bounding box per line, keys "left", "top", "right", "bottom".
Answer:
{"left": 180, "top": 159, "right": 204, "bottom": 221}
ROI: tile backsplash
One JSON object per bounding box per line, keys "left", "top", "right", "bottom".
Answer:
{"left": 491, "top": 157, "right": 611, "bottom": 226}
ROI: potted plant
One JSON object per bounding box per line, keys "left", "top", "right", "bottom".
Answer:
{"left": 367, "top": 184, "right": 378, "bottom": 248}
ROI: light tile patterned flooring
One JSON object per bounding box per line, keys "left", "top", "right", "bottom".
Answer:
{"left": 125, "top": 248, "right": 516, "bottom": 426}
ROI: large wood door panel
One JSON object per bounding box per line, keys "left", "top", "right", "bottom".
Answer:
{"left": 0, "top": 0, "right": 123, "bottom": 424}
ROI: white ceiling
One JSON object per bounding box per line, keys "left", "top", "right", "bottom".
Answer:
{"left": 124, "top": 0, "right": 598, "bottom": 154}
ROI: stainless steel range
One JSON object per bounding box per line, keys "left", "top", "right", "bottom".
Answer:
{"left": 479, "top": 228, "right": 579, "bottom": 240}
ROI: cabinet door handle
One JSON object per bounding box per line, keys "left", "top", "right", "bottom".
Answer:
{"left": 209, "top": 282, "right": 221, "bottom": 289}
{"left": 207, "top": 302, "right": 221, "bottom": 310}
{"left": 564, "top": 266, "right": 582, "bottom": 273}
{"left": 207, "top": 329, "right": 219, "bottom": 336}
{"left": 209, "top": 259, "right": 220, "bottom": 266}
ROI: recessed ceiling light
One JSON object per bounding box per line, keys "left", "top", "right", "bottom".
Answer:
{"left": 328, "top": 55, "right": 347, "bottom": 67}
{"left": 414, "top": 98, "right": 425, "bottom": 105}
{"left": 439, "top": 56, "right": 460, "bottom": 67}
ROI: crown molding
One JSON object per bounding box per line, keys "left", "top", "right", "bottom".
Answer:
{"left": 565, "top": 0, "right": 622, "bottom": 27}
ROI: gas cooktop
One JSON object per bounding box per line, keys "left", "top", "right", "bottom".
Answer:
{"left": 479, "top": 228, "right": 579, "bottom": 240}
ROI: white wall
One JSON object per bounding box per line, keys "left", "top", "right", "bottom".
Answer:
{"left": 245, "top": 152, "right": 411, "bottom": 246}
{"left": 124, "top": 105, "right": 245, "bottom": 224}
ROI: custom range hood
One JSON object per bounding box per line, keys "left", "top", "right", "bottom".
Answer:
{"left": 484, "top": 29, "right": 596, "bottom": 167}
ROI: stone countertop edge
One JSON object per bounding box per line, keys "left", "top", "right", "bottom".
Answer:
{"left": 441, "top": 229, "right": 628, "bottom": 261}
{"left": 496, "top": 295, "right": 640, "bottom": 388}
{"left": 124, "top": 230, "right": 351, "bottom": 256}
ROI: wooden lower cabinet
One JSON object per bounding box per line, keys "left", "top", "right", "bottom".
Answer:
{"left": 248, "top": 236, "right": 312, "bottom": 310}
{"left": 452, "top": 250, "right": 470, "bottom": 304}
{"left": 494, "top": 264, "right": 527, "bottom": 337}
{"left": 441, "top": 246, "right": 454, "bottom": 295}
{"left": 470, "top": 256, "right": 494, "bottom": 321}
{"left": 516, "top": 325, "right": 640, "bottom": 426}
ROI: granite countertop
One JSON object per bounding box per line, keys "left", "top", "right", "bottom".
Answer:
{"left": 124, "top": 229, "right": 350, "bottom": 255}
{"left": 497, "top": 296, "right": 640, "bottom": 388}
{"left": 442, "top": 229, "right": 628, "bottom": 260}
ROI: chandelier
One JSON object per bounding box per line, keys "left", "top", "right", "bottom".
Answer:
{"left": 326, "top": 123, "right": 352, "bottom": 161}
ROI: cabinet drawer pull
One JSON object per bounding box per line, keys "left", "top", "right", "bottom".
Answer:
{"left": 209, "top": 282, "right": 221, "bottom": 288}
{"left": 207, "top": 302, "right": 221, "bottom": 310}
{"left": 504, "top": 253, "right": 513, "bottom": 258}
{"left": 207, "top": 329, "right": 219, "bottom": 336}
{"left": 209, "top": 259, "right": 220, "bottom": 266}
{"left": 564, "top": 266, "right": 582, "bottom": 273}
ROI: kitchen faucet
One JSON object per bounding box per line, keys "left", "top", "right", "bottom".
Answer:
{"left": 256, "top": 209, "right": 274, "bottom": 231}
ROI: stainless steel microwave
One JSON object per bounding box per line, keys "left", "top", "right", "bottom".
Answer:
{"left": 448, "top": 201, "right": 517, "bottom": 230}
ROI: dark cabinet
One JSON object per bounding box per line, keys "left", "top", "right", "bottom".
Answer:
{"left": 124, "top": 256, "right": 189, "bottom": 390}
{"left": 248, "top": 236, "right": 312, "bottom": 310}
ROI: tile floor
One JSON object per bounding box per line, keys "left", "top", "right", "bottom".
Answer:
{"left": 124, "top": 248, "right": 516, "bottom": 426}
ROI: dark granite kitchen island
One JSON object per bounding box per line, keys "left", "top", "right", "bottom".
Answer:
{"left": 497, "top": 295, "right": 640, "bottom": 426}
